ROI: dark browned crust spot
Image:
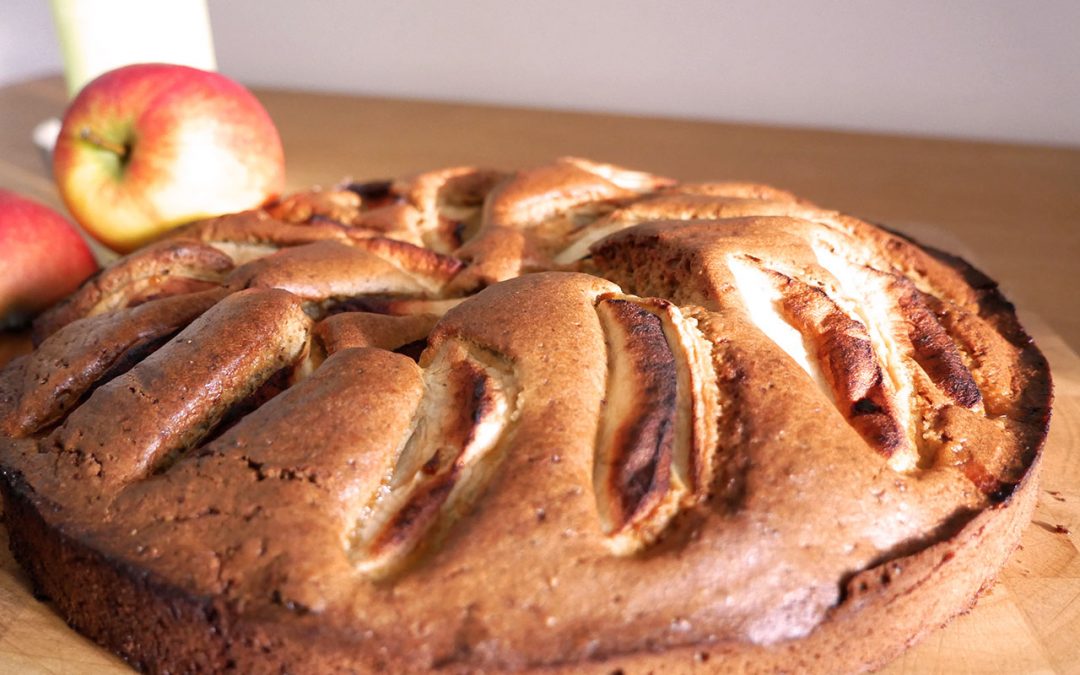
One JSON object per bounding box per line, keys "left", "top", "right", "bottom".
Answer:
{"left": 343, "top": 179, "right": 397, "bottom": 207}
{"left": 320, "top": 293, "right": 426, "bottom": 316}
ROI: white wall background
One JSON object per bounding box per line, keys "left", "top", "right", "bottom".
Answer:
{"left": 4, "top": 0, "right": 1079, "bottom": 146}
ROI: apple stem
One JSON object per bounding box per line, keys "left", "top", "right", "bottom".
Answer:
{"left": 79, "top": 128, "right": 128, "bottom": 158}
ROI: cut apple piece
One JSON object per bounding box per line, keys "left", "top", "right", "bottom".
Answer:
{"left": 593, "top": 293, "right": 717, "bottom": 554}
{"left": 32, "top": 239, "right": 233, "bottom": 343}
{"left": 350, "top": 340, "right": 519, "bottom": 577}
{"left": 729, "top": 255, "right": 917, "bottom": 472}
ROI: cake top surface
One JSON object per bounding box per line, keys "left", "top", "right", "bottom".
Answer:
{"left": 0, "top": 157, "right": 1051, "bottom": 672}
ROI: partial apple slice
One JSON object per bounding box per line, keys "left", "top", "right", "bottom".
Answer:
{"left": 349, "top": 340, "right": 519, "bottom": 578}
{"left": 266, "top": 187, "right": 362, "bottom": 225}
{"left": 554, "top": 195, "right": 824, "bottom": 265}
{"left": 558, "top": 156, "right": 676, "bottom": 193}
{"left": 593, "top": 293, "right": 718, "bottom": 555}
{"left": 315, "top": 312, "right": 438, "bottom": 357}
{"left": 32, "top": 239, "right": 233, "bottom": 342}
{"left": 169, "top": 209, "right": 354, "bottom": 264}
{"left": 484, "top": 161, "right": 636, "bottom": 230}
{"left": 227, "top": 240, "right": 453, "bottom": 304}
{"left": 664, "top": 181, "right": 806, "bottom": 202}
{"left": 728, "top": 255, "right": 917, "bottom": 471}
{"left": 391, "top": 167, "right": 507, "bottom": 253}
{"left": 348, "top": 237, "right": 462, "bottom": 292}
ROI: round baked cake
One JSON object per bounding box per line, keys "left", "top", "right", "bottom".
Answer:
{"left": 0, "top": 158, "right": 1052, "bottom": 673}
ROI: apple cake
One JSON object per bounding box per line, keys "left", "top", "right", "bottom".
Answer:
{"left": 0, "top": 158, "right": 1052, "bottom": 673}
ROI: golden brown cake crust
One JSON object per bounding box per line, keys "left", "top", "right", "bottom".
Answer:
{"left": 0, "top": 159, "right": 1052, "bottom": 674}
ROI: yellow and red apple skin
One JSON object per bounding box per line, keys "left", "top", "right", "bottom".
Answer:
{"left": 0, "top": 190, "right": 98, "bottom": 326}
{"left": 53, "top": 63, "right": 285, "bottom": 253}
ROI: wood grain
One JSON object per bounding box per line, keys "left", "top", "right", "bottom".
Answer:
{"left": 0, "top": 75, "right": 1076, "bottom": 673}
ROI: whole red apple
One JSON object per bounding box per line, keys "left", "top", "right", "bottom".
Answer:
{"left": 53, "top": 63, "right": 285, "bottom": 252}
{"left": 0, "top": 190, "right": 98, "bottom": 328}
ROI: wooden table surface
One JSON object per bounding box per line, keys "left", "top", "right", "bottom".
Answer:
{"left": 0, "top": 76, "right": 1077, "bottom": 673}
